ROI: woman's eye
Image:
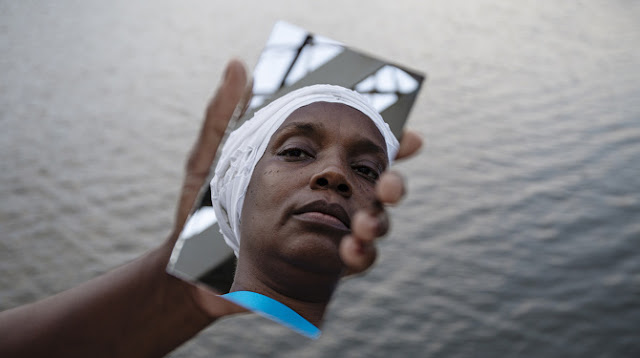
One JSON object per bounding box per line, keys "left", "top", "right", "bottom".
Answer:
{"left": 278, "top": 148, "right": 312, "bottom": 159}
{"left": 353, "top": 165, "right": 380, "bottom": 180}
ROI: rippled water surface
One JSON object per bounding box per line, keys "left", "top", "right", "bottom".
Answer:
{"left": 2, "top": 1, "right": 639, "bottom": 357}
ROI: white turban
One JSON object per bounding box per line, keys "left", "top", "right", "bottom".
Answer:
{"left": 210, "top": 84, "right": 400, "bottom": 257}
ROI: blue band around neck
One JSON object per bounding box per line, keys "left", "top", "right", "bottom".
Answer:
{"left": 221, "top": 291, "right": 321, "bottom": 339}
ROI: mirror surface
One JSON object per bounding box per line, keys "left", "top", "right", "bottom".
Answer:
{"left": 166, "top": 21, "right": 425, "bottom": 337}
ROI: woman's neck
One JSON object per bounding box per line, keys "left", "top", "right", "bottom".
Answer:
{"left": 230, "top": 255, "right": 340, "bottom": 327}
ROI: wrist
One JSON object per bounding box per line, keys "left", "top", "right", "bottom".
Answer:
{"left": 156, "top": 240, "right": 246, "bottom": 322}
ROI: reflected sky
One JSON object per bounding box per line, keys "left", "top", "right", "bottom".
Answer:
{"left": 251, "top": 21, "right": 419, "bottom": 112}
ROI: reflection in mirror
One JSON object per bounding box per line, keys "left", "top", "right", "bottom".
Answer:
{"left": 167, "top": 21, "right": 425, "bottom": 338}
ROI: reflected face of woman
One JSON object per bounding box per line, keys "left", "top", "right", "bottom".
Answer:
{"left": 239, "top": 102, "right": 389, "bottom": 276}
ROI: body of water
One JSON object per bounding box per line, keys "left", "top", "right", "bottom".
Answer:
{"left": 1, "top": 1, "right": 639, "bottom": 356}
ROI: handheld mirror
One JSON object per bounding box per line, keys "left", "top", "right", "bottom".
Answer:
{"left": 167, "top": 21, "right": 425, "bottom": 338}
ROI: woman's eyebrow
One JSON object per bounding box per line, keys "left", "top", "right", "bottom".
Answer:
{"left": 272, "top": 122, "right": 327, "bottom": 144}
{"left": 351, "top": 137, "right": 386, "bottom": 156}
{"left": 349, "top": 136, "right": 388, "bottom": 166}
{"left": 276, "top": 121, "right": 324, "bottom": 136}
{"left": 269, "top": 121, "right": 325, "bottom": 150}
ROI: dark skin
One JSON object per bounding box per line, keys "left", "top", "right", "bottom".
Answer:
{"left": 0, "top": 60, "right": 422, "bottom": 357}
{"left": 233, "top": 102, "right": 391, "bottom": 326}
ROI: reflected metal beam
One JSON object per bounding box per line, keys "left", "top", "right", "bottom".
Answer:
{"left": 241, "top": 47, "right": 386, "bottom": 122}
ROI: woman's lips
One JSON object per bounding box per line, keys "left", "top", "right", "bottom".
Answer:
{"left": 293, "top": 211, "right": 350, "bottom": 232}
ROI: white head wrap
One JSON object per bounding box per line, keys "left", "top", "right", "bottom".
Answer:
{"left": 210, "top": 84, "right": 399, "bottom": 257}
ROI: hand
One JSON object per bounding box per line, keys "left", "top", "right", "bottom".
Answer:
{"left": 165, "top": 59, "right": 251, "bottom": 318}
{"left": 340, "top": 131, "right": 423, "bottom": 275}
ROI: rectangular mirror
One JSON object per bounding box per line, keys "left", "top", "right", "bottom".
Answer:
{"left": 167, "top": 21, "right": 425, "bottom": 337}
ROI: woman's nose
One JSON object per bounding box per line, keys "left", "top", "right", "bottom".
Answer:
{"left": 309, "top": 165, "right": 352, "bottom": 198}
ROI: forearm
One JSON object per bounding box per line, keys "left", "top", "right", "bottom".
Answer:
{"left": 0, "top": 59, "right": 249, "bottom": 358}
{"left": 0, "top": 243, "right": 214, "bottom": 358}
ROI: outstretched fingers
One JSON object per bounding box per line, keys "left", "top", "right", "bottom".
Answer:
{"left": 340, "top": 171, "right": 406, "bottom": 275}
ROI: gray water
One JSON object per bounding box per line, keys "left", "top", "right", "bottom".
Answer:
{"left": 1, "top": 1, "right": 639, "bottom": 357}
